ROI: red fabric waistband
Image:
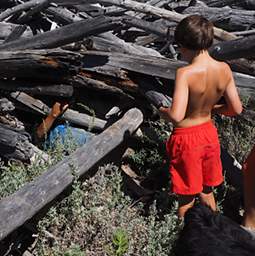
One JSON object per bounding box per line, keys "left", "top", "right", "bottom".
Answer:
{"left": 172, "top": 121, "right": 216, "bottom": 135}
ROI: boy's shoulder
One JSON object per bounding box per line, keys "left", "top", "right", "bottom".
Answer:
{"left": 177, "top": 60, "right": 231, "bottom": 76}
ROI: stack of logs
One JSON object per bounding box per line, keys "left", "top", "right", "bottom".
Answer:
{"left": 0, "top": 0, "right": 254, "bottom": 248}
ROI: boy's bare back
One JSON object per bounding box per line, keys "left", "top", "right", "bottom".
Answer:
{"left": 168, "top": 52, "right": 242, "bottom": 128}
{"left": 177, "top": 55, "right": 230, "bottom": 127}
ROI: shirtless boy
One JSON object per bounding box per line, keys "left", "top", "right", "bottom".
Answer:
{"left": 159, "top": 15, "right": 242, "bottom": 218}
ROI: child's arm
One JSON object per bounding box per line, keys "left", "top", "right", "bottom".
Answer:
{"left": 159, "top": 68, "right": 188, "bottom": 124}
{"left": 36, "top": 102, "right": 68, "bottom": 139}
{"left": 212, "top": 65, "right": 242, "bottom": 116}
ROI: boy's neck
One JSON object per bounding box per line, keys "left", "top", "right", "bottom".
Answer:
{"left": 186, "top": 50, "right": 210, "bottom": 64}
{"left": 190, "top": 50, "right": 210, "bottom": 63}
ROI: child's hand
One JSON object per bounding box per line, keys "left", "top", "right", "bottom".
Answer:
{"left": 50, "top": 102, "right": 69, "bottom": 118}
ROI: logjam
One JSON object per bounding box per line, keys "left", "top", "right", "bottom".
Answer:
{"left": 0, "top": 108, "right": 143, "bottom": 241}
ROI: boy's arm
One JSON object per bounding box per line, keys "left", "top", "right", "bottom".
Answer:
{"left": 159, "top": 68, "right": 188, "bottom": 124}
{"left": 212, "top": 65, "right": 242, "bottom": 116}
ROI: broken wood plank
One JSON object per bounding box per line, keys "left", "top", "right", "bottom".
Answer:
{"left": 0, "top": 108, "right": 143, "bottom": 241}
{"left": 0, "top": 16, "right": 122, "bottom": 51}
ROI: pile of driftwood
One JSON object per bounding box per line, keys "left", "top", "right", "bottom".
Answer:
{"left": 0, "top": 0, "right": 255, "bottom": 252}
{"left": 0, "top": 0, "right": 255, "bottom": 161}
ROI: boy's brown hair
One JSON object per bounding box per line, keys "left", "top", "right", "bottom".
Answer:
{"left": 174, "top": 15, "right": 214, "bottom": 50}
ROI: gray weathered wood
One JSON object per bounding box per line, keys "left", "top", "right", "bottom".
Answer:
{"left": 81, "top": 51, "right": 255, "bottom": 93}
{"left": 84, "top": 0, "right": 237, "bottom": 40}
{"left": 0, "top": 0, "right": 50, "bottom": 22}
{"left": 183, "top": 5, "right": 255, "bottom": 31}
{"left": 0, "top": 108, "right": 143, "bottom": 241}
{"left": 0, "top": 16, "right": 122, "bottom": 51}
{"left": 4, "top": 25, "right": 28, "bottom": 43}
{"left": 0, "top": 49, "right": 80, "bottom": 81}
{"left": 0, "top": 22, "right": 32, "bottom": 40}
{"left": 0, "top": 81, "right": 73, "bottom": 97}
{"left": 209, "top": 34, "right": 255, "bottom": 60}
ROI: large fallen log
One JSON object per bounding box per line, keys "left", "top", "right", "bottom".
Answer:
{"left": 0, "top": 49, "right": 80, "bottom": 81}
{"left": 0, "top": 108, "right": 143, "bottom": 241}
{"left": 201, "top": 0, "right": 255, "bottom": 10}
{"left": 183, "top": 4, "right": 255, "bottom": 31}
{"left": 209, "top": 34, "right": 255, "bottom": 60}
{"left": 0, "top": 16, "right": 122, "bottom": 51}
{"left": 81, "top": 51, "right": 255, "bottom": 93}
{"left": 0, "top": 80, "right": 73, "bottom": 97}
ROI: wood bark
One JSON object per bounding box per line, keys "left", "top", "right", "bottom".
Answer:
{"left": 81, "top": 51, "right": 255, "bottom": 93}
{"left": 183, "top": 5, "right": 255, "bottom": 31}
{"left": 0, "top": 108, "right": 143, "bottom": 241}
{"left": 0, "top": 81, "right": 74, "bottom": 97}
{"left": 209, "top": 34, "right": 255, "bottom": 60}
{"left": 201, "top": 0, "right": 255, "bottom": 10}
{"left": 0, "top": 49, "right": 81, "bottom": 81}
{"left": 4, "top": 25, "right": 28, "bottom": 43}
{"left": 0, "top": 0, "right": 50, "bottom": 22}
{"left": 0, "top": 22, "right": 32, "bottom": 40}
{"left": 0, "top": 16, "right": 122, "bottom": 51}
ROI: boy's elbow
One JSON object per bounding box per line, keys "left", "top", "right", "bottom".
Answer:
{"left": 230, "top": 105, "right": 243, "bottom": 116}
{"left": 171, "top": 112, "right": 184, "bottom": 123}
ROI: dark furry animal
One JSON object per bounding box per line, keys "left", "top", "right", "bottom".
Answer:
{"left": 174, "top": 204, "right": 255, "bottom": 256}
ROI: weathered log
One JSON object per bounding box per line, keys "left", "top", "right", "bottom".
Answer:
{"left": 17, "top": 0, "right": 51, "bottom": 24}
{"left": 0, "top": 124, "right": 33, "bottom": 162}
{"left": 183, "top": 4, "right": 255, "bottom": 31}
{"left": 0, "top": 0, "right": 49, "bottom": 22}
{"left": 0, "top": 22, "right": 32, "bottom": 40}
{"left": 81, "top": 51, "right": 255, "bottom": 93}
{"left": 0, "top": 49, "right": 80, "bottom": 81}
{"left": 201, "top": 0, "right": 255, "bottom": 10}
{"left": 87, "top": 33, "right": 163, "bottom": 57}
{"left": 44, "top": 6, "right": 85, "bottom": 25}
{"left": 11, "top": 92, "right": 107, "bottom": 131}
{"left": 209, "top": 34, "right": 255, "bottom": 60}
{"left": 73, "top": 75, "right": 133, "bottom": 99}
{"left": 227, "top": 59, "right": 255, "bottom": 77}
{"left": 4, "top": 25, "right": 28, "bottom": 43}
{"left": 0, "top": 108, "right": 143, "bottom": 241}
{"left": 0, "top": 81, "right": 74, "bottom": 97}
{"left": 0, "top": 16, "right": 122, "bottom": 51}
{"left": 85, "top": 0, "right": 237, "bottom": 40}
{"left": 44, "top": 6, "right": 162, "bottom": 57}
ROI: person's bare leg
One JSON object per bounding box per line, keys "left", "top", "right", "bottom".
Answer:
{"left": 178, "top": 195, "right": 196, "bottom": 218}
{"left": 243, "top": 146, "right": 255, "bottom": 229}
{"left": 199, "top": 186, "right": 217, "bottom": 211}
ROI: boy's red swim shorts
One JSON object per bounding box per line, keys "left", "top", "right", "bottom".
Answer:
{"left": 166, "top": 121, "right": 223, "bottom": 195}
